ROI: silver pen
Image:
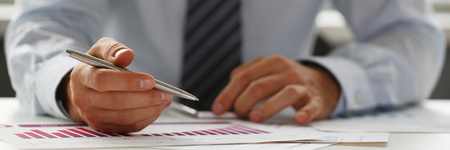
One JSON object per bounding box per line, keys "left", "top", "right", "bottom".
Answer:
{"left": 66, "top": 49, "right": 199, "bottom": 101}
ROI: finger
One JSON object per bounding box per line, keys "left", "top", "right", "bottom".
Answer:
{"left": 233, "top": 70, "right": 304, "bottom": 117}
{"left": 88, "top": 114, "right": 161, "bottom": 133}
{"left": 84, "top": 89, "right": 173, "bottom": 110}
{"left": 75, "top": 63, "right": 155, "bottom": 92}
{"left": 233, "top": 73, "right": 289, "bottom": 117}
{"left": 295, "top": 96, "right": 324, "bottom": 124}
{"left": 72, "top": 84, "right": 172, "bottom": 110}
{"left": 248, "top": 85, "right": 307, "bottom": 123}
{"left": 231, "top": 56, "right": 264, "bottom": 77}
{"left": 88, "top": 37, "right": 134, "bottom": 68}
{"left": 213, "top": 56, "right": 289, "bottom": 115}
{"left": 83, "top": 103, "right": 168, "bottom": 126}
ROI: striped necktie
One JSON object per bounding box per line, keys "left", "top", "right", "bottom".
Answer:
{"left": 181, "top": 0, "right": 242, "bottom": 110}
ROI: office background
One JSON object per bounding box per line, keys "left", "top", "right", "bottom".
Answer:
{"left": 1, "top": 0, "right": 449, "bottom": 98}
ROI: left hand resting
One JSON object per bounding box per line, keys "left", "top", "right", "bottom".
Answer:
{"left": 212, "top": 55, "right": 340, "bottom": 123}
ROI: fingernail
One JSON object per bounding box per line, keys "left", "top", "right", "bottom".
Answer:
{"left": 161, "top": 92, "right": 172, "bottom": 101}
{"left": 300, "top": 111, "right": 309, "bottom": 121}
{"left": 113, "top": 49, "right": 128, "bottom": 58}
{"left": 140, "top": 78, "right": 153, "bottom": 90}
{"left": 250, "top": 110, "right": 262, "bottom": 121}
{"left": 213, "top": 103, "right": 223, "bottom": 113}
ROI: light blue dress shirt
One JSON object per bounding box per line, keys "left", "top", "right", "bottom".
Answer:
{"left": 5, "top": 0, "right": 445, "bottom": 119}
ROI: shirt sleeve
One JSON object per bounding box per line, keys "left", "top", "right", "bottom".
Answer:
{"left": 301, "top": 0, "right": 445, "bottom": 116}
{"left": 5, "top": 0, "right": 107, "bottom": 119}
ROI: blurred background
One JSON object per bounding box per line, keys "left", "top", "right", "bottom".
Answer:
{"left": 1, "top": 0, "right": 449, "bottom": 98}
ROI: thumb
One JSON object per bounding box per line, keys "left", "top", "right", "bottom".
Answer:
{"left": 88, "top": 37, "right": 135, "bottom": 68}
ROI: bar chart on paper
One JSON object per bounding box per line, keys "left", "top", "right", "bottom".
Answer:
{"left": 0, "top": 121, "right": 315, "bottom": 149}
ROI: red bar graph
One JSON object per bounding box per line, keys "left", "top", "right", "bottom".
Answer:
{"left": 210, "top": 129, "right": 228, "bottom": 135}
{"left": 225, "top": 127, "right": 250, "bottom": 134}
{"left": 200, "top": 130, "right": 217, "bottom": 135}
{"left": 191, "top": 131, "right": 207, "bottom": 135}
{"left": 182, "top": 132, "right": 196, "bottom": 136}
{"left": 14, "top": 122, "right": 271, "bottom": 140}
{"left": 218, "top": 129, "right": 238, "bottom": 134}
{"left": 31, "top": 130, "right": 57, "bottom": 138}
{"left": 76, "top": 128, "right": 108, "bottom": 137}
{"left": 172, "top": 132, "right": 185, "bottom": 136}
{"left": 14, "top": 133, "right": 31, "bottom": 139}
{"left": 24, "top": 132, "right": 44, "bottom": 139}
{"left": 162, "top": 133, "right": 174, "bottom": 136}
{"left": 68, "top": 129, "right": 95, "bottom": 137}
{"left": 51, "top": 132, "right": 70, "bottom": 138}
{"left": 58, "top": 130, "right": 82, "bottom": 138}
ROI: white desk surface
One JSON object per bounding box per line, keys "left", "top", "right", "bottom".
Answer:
{"left": 0, "top": 97, "right": 449, "bottom": 150}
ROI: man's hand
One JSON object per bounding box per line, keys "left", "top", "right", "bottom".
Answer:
{"left": 212, "top": 55, "right": 340, "bottom": 123}
{"left": 63, "top": 37, "right": 173, "bottom": 133}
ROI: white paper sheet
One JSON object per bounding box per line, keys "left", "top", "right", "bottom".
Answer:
{"left": 263, "top": 123, "right": 389, "bottom": 143}
{"left": 154, "top": 143, "right": 334, "bottom": 150}
{"left": 0, "top": 120, "right": 317, "bottom": 149}
{"left": 310, "top": 106, "right": 450, "bottom": 132}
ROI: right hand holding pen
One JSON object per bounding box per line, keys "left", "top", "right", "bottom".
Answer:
{"left": 65, "top": 37, "right": 173, "bottom": 133}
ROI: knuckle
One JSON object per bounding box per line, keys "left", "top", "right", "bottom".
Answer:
{"left": 285, "top": 70, "right": 302, "bottom": 81}
{"left": 287, "top": 69, "right": 300, "bottom": 78}
{"left": 248, "top": 82, "right": 265, "bottom": 98}
{"left": 268, "top": 55, "right": 286, "bottom": 64}
{"left": 91, "top": 70, "right": 107, "bottom": 91}
{"left": 234, "top": 72, "right": 250, "bottom": 83}
{"left": 315, "top": 97, "right": 325, "bottom": 107}
{"left": 231, "top": 68, "right": 240, "bottom": 78}
{"left": 268, "top": 55, "right": 291, "bottom": 68}
{"left": 285, "top": 85, "right": 302, "bottom": 98}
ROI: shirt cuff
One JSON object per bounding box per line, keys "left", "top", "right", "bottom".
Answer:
{"left": 299, "top": 56, "right": 377, "bottom": 116}
{"left": 35, "top": 52, "right": 78, "bottom": 120}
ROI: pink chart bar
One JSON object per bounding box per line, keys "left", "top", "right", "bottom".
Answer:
{"left": 31, "top": 130, "right": 57, "bottom": 138}
{"left": 24, "top": 132, "right": 44, "bottom": 139}
{"left": 191, "top": 131, "right": 207, "bottom": 135}
{"left": 52, "top": 132, "right": 70, "bottom": 138}
{"left": 172, "top": 132, "right": 185, "bottom": 136}
{"left": 210, "top": 129, "right": 228, "bottom": 135}
{"left": 218, "top": 129, "right": 238, "bottom": 134}
{"left": 15, "top": 133, "right": 31, "bottom": 139}
{"left": 68, "top": 129, "right": 95, "bottom": 137}
{"left": 58, "top": 130, "right": 83, "bottom": 138}
{"left": 76, "top": 128, "right": 108, "bottom": 137}
{"left": 200, "top": 130, "right": 217, "bottom": 135}
{"left": 162, "top": 133, "right": 174, "bottom": 136}
{"left": 224, "top": 127, "right": 250, "bottom": 134}
{"left": 182, "top": 132, "right": 196, "bottom": 136}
